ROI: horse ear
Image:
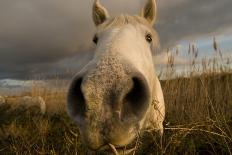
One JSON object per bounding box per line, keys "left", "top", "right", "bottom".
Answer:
{"left": 141, "top": 0, "right": 157, "bottom": 25}
{"left": 92, "top": 0, "right": 109, "bottom": 26}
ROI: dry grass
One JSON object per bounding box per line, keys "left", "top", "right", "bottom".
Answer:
{"left": 0, "top": 43, "right": 232, "bottom": 154}
{"left": 141, "top": 72, "right": 232, "bottom": 154}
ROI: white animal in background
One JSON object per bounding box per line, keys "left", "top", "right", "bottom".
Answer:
{"left": 0, "top": 95, "right": 6, "bottom": 105}
{"left": 20, "top": 96, "right": 46, "bottom": 114}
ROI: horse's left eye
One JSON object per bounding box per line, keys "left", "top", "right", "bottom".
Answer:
{"left": 93, "top": 35, "right": 98, "bottom": 44}
{"left": 145, "top": 34, "right": 152, "bottom": 43}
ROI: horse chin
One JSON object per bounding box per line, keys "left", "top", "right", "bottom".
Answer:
{"left": 97, "top": 138, "right": 138, "bottom": 155}
{"left": 98, "top": 146, "right": 136, "bottom": 155}
{"left": 80, "top": 126, "right": 138, "bottom": 154}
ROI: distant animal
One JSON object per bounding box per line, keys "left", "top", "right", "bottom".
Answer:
{"left": 0, "top": 95, "right": 6, "bottom": 105}
{"left": 19, "top": 96, "right": 46, "bottom": 114}
{"left": 67, "top": 0, "right": 165, "bottom": 153}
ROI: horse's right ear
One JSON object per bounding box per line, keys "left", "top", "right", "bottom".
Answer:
{"left": 92, "top": 0, "right": 109, "bottom": 26}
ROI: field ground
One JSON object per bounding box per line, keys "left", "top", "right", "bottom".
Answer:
{"left": 0, "top": 72, "right": 232, "bottom": 154}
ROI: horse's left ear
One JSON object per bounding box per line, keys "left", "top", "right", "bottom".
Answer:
{"left": 92, "top": 0, "right": 109, "bottom": 26}
{"left": 141, "top": 0, "right": 157, "bottom": 25}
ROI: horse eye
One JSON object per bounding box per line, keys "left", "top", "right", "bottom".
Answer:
{"left": 145, "top": 34, "right": 152, "bottom": 43}
{"left": 93, "top": 35, "right": 98, "bottom": 44}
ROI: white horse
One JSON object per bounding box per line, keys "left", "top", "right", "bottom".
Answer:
{"left": 0, "top": 95, "right": 6, "bottom": 105}
{"left": 19, "top": 96, "right": 46, "bottom": 114}
{"left": 67, "top": 0, "right": 165, "bottom": 153}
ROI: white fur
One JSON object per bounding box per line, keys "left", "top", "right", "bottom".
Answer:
{"left": 94, "top": 19, "right": 164, "bottom": 130}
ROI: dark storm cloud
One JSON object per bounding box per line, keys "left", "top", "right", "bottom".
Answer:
{"left": 157, "top": 0, "right": 232, "bottom": 46}
{"left": 0, "top": 0, "right": 232, "bottom": 79}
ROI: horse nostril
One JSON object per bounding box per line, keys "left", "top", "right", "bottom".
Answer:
{"left": 67, "top": 77, "right": 86, "bottom": 121}
{"left": 122, "top": 74, "right": 150, "bottom": 120}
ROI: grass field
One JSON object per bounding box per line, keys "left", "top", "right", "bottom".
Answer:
{"left": 0, "top": 52, "right": 232, "bottom": 154}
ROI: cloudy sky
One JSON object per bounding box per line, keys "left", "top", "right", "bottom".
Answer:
{"left": 0, "top": 0, "right": 232, "bottom": 80}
